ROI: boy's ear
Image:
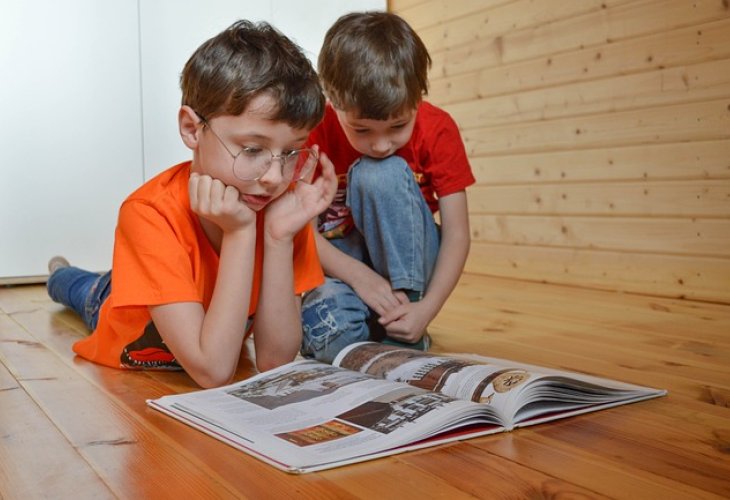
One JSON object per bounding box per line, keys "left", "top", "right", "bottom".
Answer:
{"left": 179, "top": 105, "right": 202, "bottom": 149}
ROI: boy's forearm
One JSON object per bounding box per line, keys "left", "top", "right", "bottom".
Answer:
{"left": 422, "top": 192, "right": 471, "bottom": 318}
{"left": 195, "top": 228, "right": 257, "bottom": 386}
{"left": 421, "top": 228, "right": 470, "bottom": 318}
{"left": 314, "top": 230, "right": 374, "bottom": 285}
{"left": 253, "top": 236, "right": 301, "bottom": 371}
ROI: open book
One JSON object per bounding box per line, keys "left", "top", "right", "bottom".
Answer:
{"left": 147, "top": 342, "right": 666, "bottom": 473}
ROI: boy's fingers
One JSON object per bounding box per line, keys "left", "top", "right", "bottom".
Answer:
{"left": 210, "top": 178, "right": 225, "bottom": 208}
{"left": 378, "top": 305, "right": 406, "bottom": 325}
{"left": 190, "top": 174, "right": 212, "bottom": 210}
{"left": 318, "top": 151, "right": 336, "bottom": 179}
{"left": 196, "top": 175, "right": 213, "bottom": 210}
{"left": 188, "top": 175, "right": 199, "bottom": 207}
{"left": 304, "top": 145, "right": 319, "bottom": 176}
{"left": 317, "top": 153, "right": 338, "bottom": 201}
{"left": 223, "top": 184, "right": 241, "bottom": 207}
{"left": 295, "top": 145, "right": 319, "bottom": 184}
{"left": 393, "top": 290, "right": 409, "bottom": 305}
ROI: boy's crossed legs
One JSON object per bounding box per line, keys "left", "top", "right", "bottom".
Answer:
{"left": 301, "top": 155, "right": 439, "bottom": 363}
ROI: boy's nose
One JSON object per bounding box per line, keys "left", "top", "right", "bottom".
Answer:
{"left": 259, "top": 158, "right": 285, "bottom": 185}
{"left": 371, "top": 139, "right": 391, "bottom": 156}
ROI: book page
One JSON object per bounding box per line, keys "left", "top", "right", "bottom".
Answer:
{"left": 148, "top": 359, "right": 504, "bottom": 473}
{"left": 333, "top": 343, "right": 537, "bottom": 407}
{"left": 333, "top": 342, "right": 666, "bottom": 427}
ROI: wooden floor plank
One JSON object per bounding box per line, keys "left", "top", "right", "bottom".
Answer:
{"left": 1, "top": 277, "right": 729, "bottom": 498}
{"left": 447, "top": 275, "right": 730, "bottom": 342}
{"left": 0, "top": 351, "right": 114, "bottom": 498}
{"left": 0, "top": 388, "right": 115, "bottom": 500}
{"left": 0, "top": 313, "right": 246, "bottom": 499}
{"left": 396, "top": 443, "right": 611, "bottom": 499}
{"left": 528, "top": 415, "right": 730, "bottom": 498}
{"left": 439, "top": 301, "right": 730, "bottom": 376}
{"left": 475, "top": 429, "right": 726, "bottom": 499}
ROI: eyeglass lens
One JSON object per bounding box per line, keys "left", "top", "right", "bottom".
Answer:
{"left": 233, "top": 148, "right": 315, "bottom": 182}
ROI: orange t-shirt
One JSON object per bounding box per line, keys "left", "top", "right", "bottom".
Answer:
{"left": 72, "top": 162, "right": 324, "bottom": 369}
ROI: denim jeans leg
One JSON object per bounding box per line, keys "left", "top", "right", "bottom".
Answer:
{"left": 300, "top": 277, "right": 371, "bottom": 363}
{"left": 328, "top": 228, "right": 370, "bottom": 265}
{"left": 47, "top": 267, "right": 111, "bottom": 331}
{"left": 346, "top": 155, "right": 440, "bottom": 294}
{"left": 83, "top": 271, "right": 112, "bottom": 331}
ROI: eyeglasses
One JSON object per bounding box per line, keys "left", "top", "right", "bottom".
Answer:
{"left": 200, "top": 117, "right": 317, "bottom": 182}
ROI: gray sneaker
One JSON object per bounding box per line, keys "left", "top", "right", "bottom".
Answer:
{"left": 48, "top": 256, "right": 70, "bottom": 274}
{"left": 382, "top": 332, "right": 431, "bottom": 351}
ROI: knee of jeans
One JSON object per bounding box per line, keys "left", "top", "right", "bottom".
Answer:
{"left": 349, "top": 156, "right": 411, "bottom": 197}
{"left": 301, "top": 289, "right": 369, "bottom": 363}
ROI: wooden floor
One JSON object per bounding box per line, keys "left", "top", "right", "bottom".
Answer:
{"left": 1, "top": 274, "right": 729, "bottom": 499}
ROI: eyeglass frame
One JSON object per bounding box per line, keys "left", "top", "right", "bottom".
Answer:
{"left": 196, "top": 113, "right": 317, "bottom": 182}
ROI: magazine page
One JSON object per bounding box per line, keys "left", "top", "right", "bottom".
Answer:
{"left": 148, "top": 359, "right": 504, "bottom": 473}
{"left": 332, "top": 342, "right": 544, "bottom": 415}
{"left": 333, "top": 343, "right": 666, "bottom": 428}
{"left": 455, "top": 353, "right": 666, "bottom": 426}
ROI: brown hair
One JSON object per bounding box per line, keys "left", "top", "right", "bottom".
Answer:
{"left": 181, "top": 20, "right": 324, "bottom": 129}
{"left": 318, "top": 12, "right": 431, "bottom": 120}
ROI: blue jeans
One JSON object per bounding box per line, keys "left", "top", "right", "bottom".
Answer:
{"left": 301, "top": 155, "right": 440, "bottom": 363}
{"left": 47, "top": 267, "right": 111, "bottom": 331}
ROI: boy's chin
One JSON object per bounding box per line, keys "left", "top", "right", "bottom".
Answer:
{"left": 364, "top": 151, "right": 394, "bottom": 159}
{"left": 239, "top": 193, "right": 273, "bottom": 211}
{"left": 247, "top": 204, "right": 266, "bottom": 212}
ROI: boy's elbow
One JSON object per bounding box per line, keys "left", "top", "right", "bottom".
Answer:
{"left": 192, "top": 366, "right": 236, "bottom": 389}
{"left": 255, "top": 352, "right": 295, "bottom": 374}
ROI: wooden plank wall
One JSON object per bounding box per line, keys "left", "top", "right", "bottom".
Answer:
{"left": 390, "top": 0, "right": 730, "bottom": 303}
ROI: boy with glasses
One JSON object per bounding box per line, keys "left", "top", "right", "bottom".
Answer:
{"left": 300, "top": 12, "right": 475, "bottom": 362}
{"left": 47, "top": 20, "right": 336, "bottom": 388}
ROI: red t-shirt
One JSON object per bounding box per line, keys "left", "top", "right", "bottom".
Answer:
{"left": 72, "top": 162, "right": 324, "bottom": 369}
{"left": 307, "top": 101, "right": 475, "bottom": 238}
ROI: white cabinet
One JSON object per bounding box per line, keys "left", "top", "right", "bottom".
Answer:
{"left": 1, "top": 0, "right": 143, "bottom": 282}
{"left": 0, "top": 0, "right": 384, "bottom": 283}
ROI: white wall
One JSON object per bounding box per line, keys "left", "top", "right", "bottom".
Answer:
{"left": 0, "top": 0, "right": 384, "bottom": 283}
{"left": 0, "top": 0, "right": 143, "bottom": 281}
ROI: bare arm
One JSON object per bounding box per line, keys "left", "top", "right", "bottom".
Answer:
{"left": 379, "top": 191, "right": 471, "bottom": 342}
{"left": 252, "top": 150, "right": 338, "bottom": 372}
{"left": 149, "top": 174, "right": 257, "bottom": 388}
{"left": 250, "top": 235, "right": 300, "bottom": 372}
{"left": 314, "top": 231, "right": 405, "bottom": 317}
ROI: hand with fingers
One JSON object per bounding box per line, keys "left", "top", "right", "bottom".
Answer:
{"left": 265, "top": 146, "right": 337, "bottom": 242}
{"left": 188, "top": 173, "right": 256, "bottom": 233}
{"left": 377, "top": 299, "right": 432, "bottom": 344}
{"left": 349, "top": 269, "right": 408, "bottom": 319}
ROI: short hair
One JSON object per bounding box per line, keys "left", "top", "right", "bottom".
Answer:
{"left": 318, "top": 12, "right": 431, "bottom": 120}
{"left": 181, "top": 20, "right": 324, "bottom": 130}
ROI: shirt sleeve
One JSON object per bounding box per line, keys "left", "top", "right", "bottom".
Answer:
{"left": 112, "top": 199, "right": 202, "bottom": 307}
{"left": 423, "top": 111, "right": 475, "bottom": 198}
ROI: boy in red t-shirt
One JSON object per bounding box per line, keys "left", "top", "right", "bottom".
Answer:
{"left": 301, "top": 12, "right": 475, "bottom": 362}
{"left": 47, "top": 20, "right": 336, "bottom": 387}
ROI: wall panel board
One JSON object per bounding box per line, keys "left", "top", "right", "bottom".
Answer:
{"left": 391, "top": 0, "right": 730, "bottom": 302}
